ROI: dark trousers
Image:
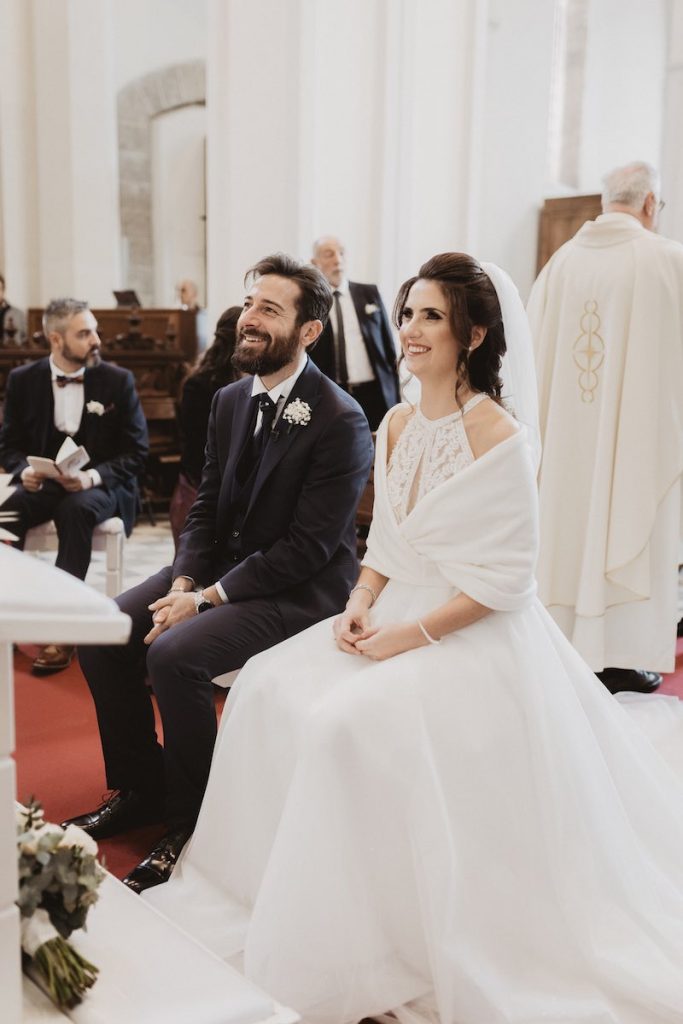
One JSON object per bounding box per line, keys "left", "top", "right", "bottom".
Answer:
{"left": 4, "top": 481, "right": 119, "bottom": 580}
{"left": 78, "top": 566, "right": 288, "bottom": 830}
{"left": 345, "top": 379, "right": 388, "bottom": 431}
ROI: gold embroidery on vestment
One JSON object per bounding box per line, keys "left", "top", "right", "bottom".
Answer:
{"left": 572, "top": 300, "right": 604, "bottom": 402}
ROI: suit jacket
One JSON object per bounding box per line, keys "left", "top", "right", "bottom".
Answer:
{"left": 309, "top": 281, "right": 400, "bottom": 412}
{"left": 173, "top": 357, "right": 374, "bottom": 636}
{"left": 0, "top": 357, "right": 149, "bottom": 535}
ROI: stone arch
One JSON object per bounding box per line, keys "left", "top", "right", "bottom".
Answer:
{"left": 117, "top": 60, "right": 206, "bottom": 305}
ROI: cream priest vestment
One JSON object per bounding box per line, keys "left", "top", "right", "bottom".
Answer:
{"left": 528, "top": 211, "right": 683, "bottom": 670}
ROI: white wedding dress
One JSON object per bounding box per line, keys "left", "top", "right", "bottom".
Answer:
{"left": 147, "top": 398, "right": 683, "bottom": 1024}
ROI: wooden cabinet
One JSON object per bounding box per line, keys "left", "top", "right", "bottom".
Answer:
{"left": 536, "top": 194, "right": 602, "bottom": 274}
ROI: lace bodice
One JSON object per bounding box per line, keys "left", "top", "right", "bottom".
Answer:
{"left": 386, "top": 394, "right": 488, "bottom": 523}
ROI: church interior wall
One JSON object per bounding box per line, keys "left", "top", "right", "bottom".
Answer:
{"left": 0, "top": 0, "right": 679, "bottom": 322}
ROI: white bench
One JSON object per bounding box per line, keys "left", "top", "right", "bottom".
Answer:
{"left": 24, "top": 517, "right": 125, "bottom": 598}
{"left": 212, "top": 668, "right": 240, "bottom": 689}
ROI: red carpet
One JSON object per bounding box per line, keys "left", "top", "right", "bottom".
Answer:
{"left": 12, "top": 644, "right": 226, "bottom": 880}
{"left": 13, "top": 639, "right": 683, "bottom": 880}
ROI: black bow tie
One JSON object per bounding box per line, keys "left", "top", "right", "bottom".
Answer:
{"left": 55, "top": 375, "right": 84, "bottom": 388}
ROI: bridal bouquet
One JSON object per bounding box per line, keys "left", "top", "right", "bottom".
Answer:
{"left": 16, "top": 799, "right": 105, "bottom": 1008}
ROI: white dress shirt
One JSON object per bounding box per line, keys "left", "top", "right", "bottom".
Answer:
{"left": 250, "top": 347, "right": 309, "bottom": 430}
{"left": 49, "top": 356, "right": 101, "bottom": 487}
{"left": 212, "top": 349, "right": 309, "bottom": 603}
{"left": 333, "top": 280, "right": 375, "bottom": 385}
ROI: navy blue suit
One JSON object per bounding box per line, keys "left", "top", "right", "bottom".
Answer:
{"left": 79, "top": 357, "right": 374, "bottom": 828}
{"left": 309, "top": 281, "right": 400, "bottom": 427}
{"left": 0, "top": 357, "right": 148, "bottom": 578}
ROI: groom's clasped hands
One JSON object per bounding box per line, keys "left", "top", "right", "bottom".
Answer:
{"left": 143, "top": 582, "right": 220, "bottom": 644}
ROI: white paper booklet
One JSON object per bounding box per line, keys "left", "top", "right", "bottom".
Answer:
{"left": 27, "top": 436, "right": 89, "bottom": 479}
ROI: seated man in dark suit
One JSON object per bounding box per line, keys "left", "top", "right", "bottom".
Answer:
{"left": 64, "top": 254, "right": 374, "bottom": 894}
{"left": 0, "top": 297, "right": 148, "bottom": 675}
{"left": 310, "top": 234, "right": 400, "bottom": 428}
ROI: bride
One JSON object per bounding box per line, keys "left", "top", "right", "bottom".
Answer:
{"left": 147, "top": 253, "right": 683, "bottom": 1023}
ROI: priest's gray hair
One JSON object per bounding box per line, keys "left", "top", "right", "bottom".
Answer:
{"left": 601, "top": 161, "right": 660, "bottom": 211}
{"left": 42, "top": 297, "right": 89, "bottom": 337}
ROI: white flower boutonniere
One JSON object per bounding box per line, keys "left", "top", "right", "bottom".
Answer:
{"left": 86, "top": 400, "right": 105, "bottom": 416}
{"left": 282, "top": 398, "right": 312, "bottom": 431}
{"left": 364, "top": 302, "right": 379, "bottom": 315}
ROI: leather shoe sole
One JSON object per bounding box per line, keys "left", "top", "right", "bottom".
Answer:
{"left": 32, "top": 644, "right": 75, "bottom": 676}
{"left": 123, "top": 828, "right": 192, "bottom": 895}
{"left": 61, "top": 790, "right": 164, "bottom": 841}
{"left": 596, "top": 668, "right": 662, "bottom": 695}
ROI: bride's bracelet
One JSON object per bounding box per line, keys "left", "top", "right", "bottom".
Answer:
{"left": 349, "top": 583, "right": 377, "bottom": 608}
{"left": 417, "top": 620, "right": 441, "bottom": 645}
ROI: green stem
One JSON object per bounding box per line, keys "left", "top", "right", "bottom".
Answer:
{"left": 28, "top": 937, "right": 99, "bottom": 1009}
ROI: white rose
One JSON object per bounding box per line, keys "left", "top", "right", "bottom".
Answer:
{"left": 39, "top": 822, "right": 66, "bottom": 841}
{"left": 58, "top": 823, "right": 99, "bottom": 857}
{"left": 364, "top": 303, "right": 379, "bottom": 315}
{"left": 86, "top": 400, "right": 105, "bottom": 416}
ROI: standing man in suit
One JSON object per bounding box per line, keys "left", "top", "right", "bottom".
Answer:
{"left": 0, "top": 298, "right": 148, "bottom": 675}
{"left": 310, "top": 235, "right": 400, "bottom": 428}
{"left": 64, "top": 254, "right": 374, "bottom": 894}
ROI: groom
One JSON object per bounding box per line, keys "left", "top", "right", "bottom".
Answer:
{"left": 65, "top": 253, "right": 374, "bottom": 893}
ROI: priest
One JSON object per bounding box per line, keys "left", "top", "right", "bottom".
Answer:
{"left": 528, "top": 161, "right": 683, "bottom": 694}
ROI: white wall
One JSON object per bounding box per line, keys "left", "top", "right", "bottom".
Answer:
{"left": 111, "top": 0, "right": 207, "bottom": 90}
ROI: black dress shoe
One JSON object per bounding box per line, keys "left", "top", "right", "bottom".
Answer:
{"left": 123, "top": 827, "right": 192, "bottom": 895}
{"left": 596, "top": 668, "right": 662, "bottom": 695}
{"left": 61, "top": 790, "right": 164, "bottom": 840}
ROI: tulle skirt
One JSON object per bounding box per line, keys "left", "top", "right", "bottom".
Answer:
{"left": 146, "top": 581, "right": 683, "bottom": 1024}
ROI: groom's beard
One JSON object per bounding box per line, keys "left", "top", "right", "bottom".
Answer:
{"left": 231, "top": 326, "right": 300, "bottom": 377}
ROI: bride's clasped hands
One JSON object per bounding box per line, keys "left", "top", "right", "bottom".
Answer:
{"left": 333, "top": 604, "right": 427, "bottom": 661}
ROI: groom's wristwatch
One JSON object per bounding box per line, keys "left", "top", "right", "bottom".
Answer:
{"left": 194, "top": 590, "right": 214, "bottom": 614}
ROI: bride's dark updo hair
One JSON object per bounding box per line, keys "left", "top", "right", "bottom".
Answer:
{"left": 393, "top": 252, "right": 506, "bottom": 407}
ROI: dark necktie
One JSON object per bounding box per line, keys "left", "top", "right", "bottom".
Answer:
{"left": 253, "top": 395, "right": 277, "bottom": 460}
{"left": 238, "top": 395, "right": 277, "bottom": 484}
{"left": 332, "top": 291, "right": 349, "bottom": 388}
{"left": 55, "top": 375, "right": 84, "bottom": 388}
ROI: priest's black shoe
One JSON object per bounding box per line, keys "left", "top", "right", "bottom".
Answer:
{"left": 61, "top": 790, "right": 164, "bottom": 840}
{"left": 122, "top": 828, "right": 192, "bottom": 895}
{"left": 596, "top": 668, "right": 662, "bottom": 695}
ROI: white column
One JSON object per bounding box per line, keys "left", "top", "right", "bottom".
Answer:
{"left": 31, "top": 0, "right": 120, "bottom": 305}
{"left": 476, "top": 0, "right": 557, "bottom": 297}
{"left": 0, "top": 0, "right": 40, "bottom": 310}
{"left": 662, "top": 0, "right": 683, "bottom": 245}
{"left": 206, "top": 0, "right": 489, "bottom": 324}
{"left": 379, "top": 0, "right": 487, "bottom": 294}
{"left": 206, "top": 0, "right": 306, "bottom": 323}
